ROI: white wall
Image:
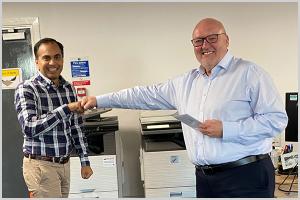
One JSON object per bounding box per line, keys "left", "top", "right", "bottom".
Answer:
{"left": 3, "top": 2, "right": 297, "bottom": 197}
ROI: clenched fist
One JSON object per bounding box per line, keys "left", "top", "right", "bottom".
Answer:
{"left": 81, "top": 96, "right": 97, "bottom": 110}
{"left": 81, "top": 166, "right": 93, "bottom": 179}
{"left": 68, "top": 101, "right": 84, "bottom": 114}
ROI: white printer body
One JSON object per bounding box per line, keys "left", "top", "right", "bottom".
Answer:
{"left": 139, "top": 111, "right": 196, "bottom": 198}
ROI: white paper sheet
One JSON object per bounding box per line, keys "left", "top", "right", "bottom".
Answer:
{"left": 173, "top": 114, "right": 202, "bottom": 130}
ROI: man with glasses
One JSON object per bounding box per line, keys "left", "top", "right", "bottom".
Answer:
{"left": 15, "top": 38, "right": 93, "bottom": 197}
{"left": 81, "top": 18, "right": 287, "bottom": 197}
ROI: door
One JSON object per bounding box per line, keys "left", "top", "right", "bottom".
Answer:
{"left": 2, "top": 18, "right": 40, "bottom": 198}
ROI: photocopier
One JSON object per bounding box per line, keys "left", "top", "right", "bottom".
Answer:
{"left": 139, "top": 110, "right": 196, "bottom": 198}
{"left": 69, "top": 108, "right": 123, "bottom": 198}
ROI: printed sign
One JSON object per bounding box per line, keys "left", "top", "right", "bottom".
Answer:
{"left": 70, "top": 60, "right": 90, "bottom": 78}
{"left": 281, "top": 152, "right": 298, "bottom": 170}
{"left": 2, "top": 68, "right": 22, "bottom": 89}
{"left": 72, "top": 80, "right": 91, "bottom": 86}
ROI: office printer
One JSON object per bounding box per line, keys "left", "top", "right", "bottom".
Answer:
{"left": 69, "top": 108, "right": 123, "bottom": 198}
{"left": 139, "top": 111, "right": 196, "bottom": 198}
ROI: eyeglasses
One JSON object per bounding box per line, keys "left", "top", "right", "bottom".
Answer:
{"left": 191, "top": 33, "right": 226, "bottom": 47}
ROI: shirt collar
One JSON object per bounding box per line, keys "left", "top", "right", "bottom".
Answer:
{"left": 217, "top": 51, "right": 233, "bottom": 70}
{"left": 197, "top": 51, "right": 233, "bottom": 75}
{"left": 37, "top": 71, "right": 69, "bottom": 88}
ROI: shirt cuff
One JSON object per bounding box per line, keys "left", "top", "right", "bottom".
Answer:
{"left": 79, "top": 154, "right": 90, "bottom": 167}
{"left": 97, "top": 94, "right": 111, "bottom": 108}
{"left": 56, "top": 104, "right": 71, "bottom": 120}
{"left": 222, "top": 121, "right": 239, "bottom": 142}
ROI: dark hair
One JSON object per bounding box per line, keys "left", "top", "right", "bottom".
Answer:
{"left": 34, "top": 38, "right": 64, "bottom": 59}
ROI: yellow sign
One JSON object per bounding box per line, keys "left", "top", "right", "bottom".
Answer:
{"left": 2, "top": 69, "right": 20, "bottom": 77}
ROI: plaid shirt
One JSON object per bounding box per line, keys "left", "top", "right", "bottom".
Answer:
{"left": 15, "top": 72, "right": 90, "bottom": 166}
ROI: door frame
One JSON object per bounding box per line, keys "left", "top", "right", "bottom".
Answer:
{"left": 2, "top": 17, "right": 40, "bottom": 50}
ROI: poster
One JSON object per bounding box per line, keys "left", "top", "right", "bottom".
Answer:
{"left": 2, "top": 68, "right": 22, "bottom": 89}
{"left": 70, "top": 59, "right": 90, "bottom": 78}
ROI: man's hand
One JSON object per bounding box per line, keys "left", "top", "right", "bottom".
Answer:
{"left": 199, "top": 119, "right": 223, "bottom": 138}
{"left": 81, "top": 96, "right": 97, "bottom": 110}
{"left": 81, "top": 166, "right": 93, "bottom": 179}
{"left": 68, "top": 101, "right": 84, "bottom": 114}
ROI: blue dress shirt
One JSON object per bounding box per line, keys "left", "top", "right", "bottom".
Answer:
{"left": 96, "top": 52, "right": 288, "bottom": 165}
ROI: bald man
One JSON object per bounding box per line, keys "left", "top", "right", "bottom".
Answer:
{"left": 81, "top": 18, "right": 287, "bottom": 197}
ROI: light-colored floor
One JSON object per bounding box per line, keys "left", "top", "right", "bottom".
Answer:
{"left": 275, "top": 171, "right": 298, "bottom": 198}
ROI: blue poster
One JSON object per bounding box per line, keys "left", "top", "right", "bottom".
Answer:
{"left": 70, "top": 60, "right": 90, "bottom": 77}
